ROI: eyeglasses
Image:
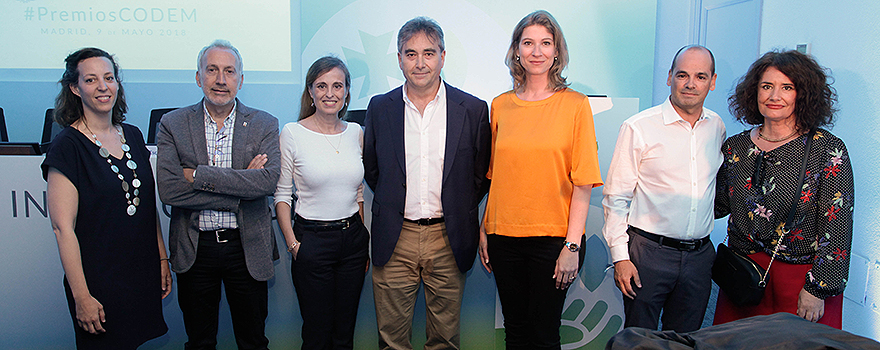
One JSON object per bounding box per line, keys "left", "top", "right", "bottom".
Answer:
{"left": 211, "top": 131, "right": 228, "bottom": 166}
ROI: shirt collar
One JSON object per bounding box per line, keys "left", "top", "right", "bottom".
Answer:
{"left": 203, "top": 100, "right": 237, "bottom": 129}
{"left": 402, "top": 79, "right": 445, "bottom": 109}
{"left": 661, "top": 96, "right": 709, "bottom": 125}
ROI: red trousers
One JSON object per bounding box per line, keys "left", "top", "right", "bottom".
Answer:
{"left": 713, "top": 251, "right": 843, "bottom": 329}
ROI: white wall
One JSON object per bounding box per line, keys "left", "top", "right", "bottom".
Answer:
{"left": 652, "top": 0, "right": 693, "bottom": 106}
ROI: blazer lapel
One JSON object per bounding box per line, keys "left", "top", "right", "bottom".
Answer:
{"left": 443, "top": 84, "right": 464, "bottom": 185}
{"left": 190, "top": 102, "right": 210, "bottom": 166}
{"left": 389, "top": 90, "right": 407, "bottom": 175}
{"left": 231, "top": 100, "right": 250, "bottom": 170}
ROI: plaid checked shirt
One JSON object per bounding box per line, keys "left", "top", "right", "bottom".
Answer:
{"left": 198, "top": 103, "right": 238, "bottom": 231}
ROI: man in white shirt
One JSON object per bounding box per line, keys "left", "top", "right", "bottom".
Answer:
{"left": 602, "top": 45, "right": 725, "bottom": 332}
{"left": 363, "top": 17, "right": 491, "bottom": 349}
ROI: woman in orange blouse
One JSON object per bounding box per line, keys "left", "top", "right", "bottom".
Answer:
{"left": 479, "top": 10, "right": 603, "bottom": 350}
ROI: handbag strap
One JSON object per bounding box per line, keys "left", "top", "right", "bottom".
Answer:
{"left": 760, "top": 129, "right": 816, "bottom": 285}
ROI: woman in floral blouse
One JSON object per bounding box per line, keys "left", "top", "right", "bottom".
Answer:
{"left": 713, "top": 50, "right": 853, "bottom": 329}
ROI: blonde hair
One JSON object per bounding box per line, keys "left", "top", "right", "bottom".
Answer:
{"left": 505, "top": 10, "right": 569, "bottom": 91}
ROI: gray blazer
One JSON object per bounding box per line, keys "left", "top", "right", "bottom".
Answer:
{"left": 157, "top": 99, "right": 281, "bottom": 281}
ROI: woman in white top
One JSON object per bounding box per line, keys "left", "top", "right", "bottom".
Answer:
{"left": 274, "top": 56, "right": 368, "bottom": 350}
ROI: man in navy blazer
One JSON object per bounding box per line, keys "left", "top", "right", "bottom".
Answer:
{"left": 364, "top": 17, "right": 491, "bottom": 350}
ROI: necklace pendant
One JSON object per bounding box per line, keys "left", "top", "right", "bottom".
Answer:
{"left": 91, "top": 124, "right": 140, "bottom": 216}
{"left": 336, "top": 150, "right": 339, "bottom": 154}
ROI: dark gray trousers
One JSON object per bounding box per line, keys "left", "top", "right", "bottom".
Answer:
{"left": 622, "top": 229, "right": 715, "bottom": 332}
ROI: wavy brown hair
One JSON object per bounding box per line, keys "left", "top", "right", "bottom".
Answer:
{"left": 55, "top": 47, "right": 127, "bottom": 127}
{"left": 299, "top": 56, "right": 351, "bottom": 120}
{"left": 729, "top": 50, "right": 837, "bottom": 131}
{"left": 505, "top": 10, "right": 570, "bottom": 92}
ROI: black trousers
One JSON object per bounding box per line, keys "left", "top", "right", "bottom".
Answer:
{"left": 487, "top": 235, "right": 585, "bottom": 350}
{"left": 622, "top": 229, "right": 715, "bottom": 332}
{"left": 177, "top": 231, "right": 269, "bottom": 350}
{"left": 292, "top": 215, "right": 370, "bottom": 350}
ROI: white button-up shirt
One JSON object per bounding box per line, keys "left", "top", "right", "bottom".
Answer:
{"left": 602, "top": 97, "right": 726, "bottom": 262}
{"left": 402, "top": 82, "right": 447, "bottom": 220}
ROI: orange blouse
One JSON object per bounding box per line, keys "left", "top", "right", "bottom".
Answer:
{"left": 483, "top": 88, "right": 603, "bottom": 238}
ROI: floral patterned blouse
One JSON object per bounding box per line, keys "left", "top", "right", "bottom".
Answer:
{"left": 715, "top": 129, "right": 854, "bottom": 300}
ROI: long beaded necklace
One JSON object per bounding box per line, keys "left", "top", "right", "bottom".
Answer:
{"left": 83, "top": 120, "right": 141, "bottom": 216}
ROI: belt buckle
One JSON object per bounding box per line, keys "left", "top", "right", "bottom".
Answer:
{"left": 680, "top": 240, "right": 696, "bottom": 251}
{"left": 343, "top": 219, "right": 350, "bottom": 230}
{"left": 216, "top": 229, "right": 229, "bottom": 243}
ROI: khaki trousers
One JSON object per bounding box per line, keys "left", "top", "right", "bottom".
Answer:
{"left": 372, "top": 221, "right": 465, "bottom": 350}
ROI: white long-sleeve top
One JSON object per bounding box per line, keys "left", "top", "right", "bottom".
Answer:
{"left": 602, "top": 98, "right": 726, "bottom": 263}
{"left": 274, "top": 121, "right": 364, "bottom": 221}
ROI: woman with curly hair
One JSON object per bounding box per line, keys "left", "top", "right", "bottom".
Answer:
{"left": 714, "top": 50, "right": 853, "bottom": 328}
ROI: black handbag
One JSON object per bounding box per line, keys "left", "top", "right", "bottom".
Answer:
{"left": 712, "top": 241, "right": 767, "bottom": 306}
{"left": 712, "top": 130, "right": 815, "bottom": 306}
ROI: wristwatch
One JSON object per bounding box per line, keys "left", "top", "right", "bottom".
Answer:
{"left": 564, "top": 241, "right": 580, "bottom": 252}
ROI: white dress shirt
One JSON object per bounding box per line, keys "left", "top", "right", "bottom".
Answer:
{"left": 402, "top": 82, "right": 447, "bottom": 220}
{"left": 602, "top": 97, "right": 726, "bottom": 262}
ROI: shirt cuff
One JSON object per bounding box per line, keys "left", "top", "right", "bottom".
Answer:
{"left": 609, "top": 245, "right": 630, "bottom": 263}
{"left": 273, "top": 196, "right": 292, "bottom": 207}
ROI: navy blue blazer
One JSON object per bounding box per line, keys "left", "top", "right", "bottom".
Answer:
{"left": 364, "top": 83, "right": 491, "bottom": 273}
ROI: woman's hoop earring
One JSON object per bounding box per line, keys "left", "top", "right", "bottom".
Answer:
{"left": 516, "top": 55, "right": 520, "bottom": 61}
